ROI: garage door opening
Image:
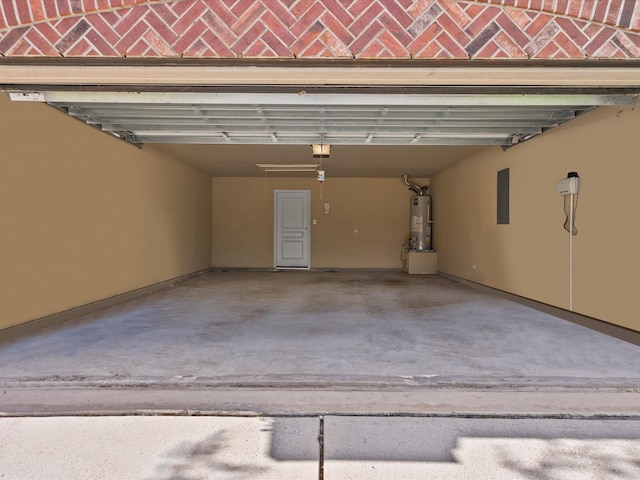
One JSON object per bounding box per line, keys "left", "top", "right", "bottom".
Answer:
{"left": 2, "top": 73, "right": 640, "bottom": 416}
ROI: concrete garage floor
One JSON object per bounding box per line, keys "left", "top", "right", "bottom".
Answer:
{"left": 0, "top": 271, "right": 639, "bottom": 415}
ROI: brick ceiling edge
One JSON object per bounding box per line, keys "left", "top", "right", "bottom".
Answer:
{"left": 0, "top": 1, "right": 639, "bottom": 59}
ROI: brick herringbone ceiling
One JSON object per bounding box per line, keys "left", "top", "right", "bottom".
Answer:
{"left": 1, "top": 0, "right": 639, "bottom": 59}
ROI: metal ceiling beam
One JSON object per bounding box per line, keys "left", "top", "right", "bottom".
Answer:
{"left": 38, "top": 91, "right": 637, "bottom": 107}
{"left": 92, "top": 120, "right": 570, "bottom": 130}
{"left": 113, "top": 125, "right": 544, "bottom": 135}
{"left": 130, "top": 135, "right": 509, "bottom": 145}
{"left": 62, "top": 108, "right": 581, "bottom": 121}
{"left": 59, "top": 103, "right": 593, "bottom": 112}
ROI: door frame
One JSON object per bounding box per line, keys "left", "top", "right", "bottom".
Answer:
{"left": 274, "top": 190, "right": 311, "bottom": 269}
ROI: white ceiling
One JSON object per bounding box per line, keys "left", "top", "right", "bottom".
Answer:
{"left": 150, "top": 143, "right": 487, "bottom": 177}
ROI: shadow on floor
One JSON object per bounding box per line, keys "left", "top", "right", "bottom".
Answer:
{"left": 147, "top": 430, "right": 268, "bottom": 480}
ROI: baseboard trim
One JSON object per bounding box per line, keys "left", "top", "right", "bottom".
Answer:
{"left": 0, "top": 268, "right": 211, "bottom": 339}
{"left": 210, "top": 267, "right": 403, "bottom": 272}
{"left": 439, "top": 273, "right": 640, "bottom": 347}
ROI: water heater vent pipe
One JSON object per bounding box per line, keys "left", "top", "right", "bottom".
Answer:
{"left": 402, "top": 174, "right": 428, "bottom": 195}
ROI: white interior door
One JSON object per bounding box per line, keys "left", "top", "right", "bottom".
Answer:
{"left": 275, "top": 190, "right": 310, "bottom": 268}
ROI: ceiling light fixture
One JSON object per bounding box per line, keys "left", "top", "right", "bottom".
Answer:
{"left": 255, "top": 164, "right": 318, "bottom": 173}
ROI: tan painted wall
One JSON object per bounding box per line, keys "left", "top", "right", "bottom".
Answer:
{"left": 432, "top": 105, "right": 640, "bottom": 332}
{"left": 211, "top": 177, "right": 427, "bottom": 269}
{"left": 0, "top": 96, "right": 212, "bottom": 330}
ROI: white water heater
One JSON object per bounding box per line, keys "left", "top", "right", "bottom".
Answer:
{"left": 409, "top": 195, "right": 432, "bottom": 251}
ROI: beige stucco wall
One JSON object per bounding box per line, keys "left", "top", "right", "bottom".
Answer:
{"left": 212, "top": 177, "right": 426, "bottom": 269}
{"left": 0, "top": 96, "right": 212, "bottom": 330}
{"left": 432, "top": 105, "right": 640, "bottom": 332}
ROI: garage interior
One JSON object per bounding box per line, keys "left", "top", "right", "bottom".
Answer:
{"left": 2, "top": 63, "right": 640, "bottom": 415}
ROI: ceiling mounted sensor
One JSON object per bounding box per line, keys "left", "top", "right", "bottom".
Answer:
{"left": 7, "top": 91, "right": 638, "bottom": 148}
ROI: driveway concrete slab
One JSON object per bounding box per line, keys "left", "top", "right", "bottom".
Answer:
{"left": 0, "top": 416, "right": 319, "bottom": 480}
{"left": 324, "top": 416, "right": 640, "bottom": 480}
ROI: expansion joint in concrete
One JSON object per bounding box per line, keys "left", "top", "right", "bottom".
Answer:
{"left": 318, "top": 415, "right": 325, "bottom": 480}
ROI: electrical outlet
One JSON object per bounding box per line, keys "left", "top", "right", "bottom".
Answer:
{"left": 472, "top": 264, "right": 477, "bottom": 270}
